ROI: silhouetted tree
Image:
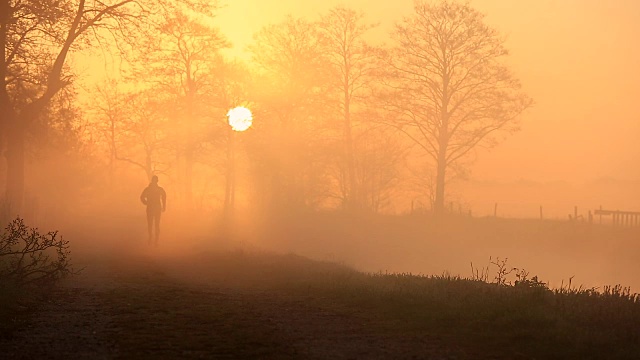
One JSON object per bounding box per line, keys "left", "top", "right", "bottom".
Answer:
{"left": 382, "top": 0, "right": 532, "bottom": 215}
{"left": 128, "top": 0, "right": 228, "bottom": 210}
{"left": 206, "top": 59, "right": 254, "bottom": 215}
{"left": 249, "top": 16, "right": 333, "bottom": 211}
{"left": 91, "top": 79, "right": 126, "bottom": 188}
{"left": 353, "top": 127, "right": 407, "bottom": 212}
{"left": 93, "top": 83, "right": 171, "bottom": 182}
{"left": 318, "top": 6, "right": 386, "bottom": 212}
{"left": 0, "top": 0, "right": 142, "bottom": 213}
{"left": 26, "top": 83, "right": 98, "bottom": 221}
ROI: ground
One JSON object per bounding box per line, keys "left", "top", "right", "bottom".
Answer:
{"left": 0, "top": 247, "right": 513, "bottom": 360}
{"left": 7, "top": 213, "right": 634, "bottom": 360}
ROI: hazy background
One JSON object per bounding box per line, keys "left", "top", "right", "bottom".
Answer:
{"left": 218, "top": 0, "right": 640, "bottom": 182}
{"left": 2, "top": 0, "right": 639, "bottom": 293}
{"left": 220, "top": 0, "right": 640, "bottom": 218}
{"left": 75, "top": 0, "right": 640, "bottom": 218}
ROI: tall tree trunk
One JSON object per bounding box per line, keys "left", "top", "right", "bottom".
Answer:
{"left": 434, "top": 143, "right": 447, "bottom": 216}
{"left": 145, "top": 150, "right": 152, "bottom": 181}
{"left": 1, "top": 1, "right": 11, "bottom": 207}
{"left": 183, "top": 69, "right": 195, "bottom": 210}
{"left": 108, "top": 116, "right": 116, "bottom": 191}
{"left": 6, "top": 119, "right": 25, "bottom": 213}
{"left": 1, "top": 0, "right": 81, "bottom": 214}
{"left": 184, "top": 149, "right": 193, "bottom": 208}
{"left": 223, "top": 128, "right": 235, "bottom": 216}
{"left": 344, "top": 84, "right": 357, "bottom": 211}
{"left": 434, "top": 62, "right": 450, "bottom": 217}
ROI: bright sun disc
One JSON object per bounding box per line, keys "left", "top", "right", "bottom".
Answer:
{"left": 227, "top": 106, "right": 253, "bottom": 132}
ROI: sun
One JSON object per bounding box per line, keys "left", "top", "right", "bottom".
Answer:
{"left": 227, "top": 106, "right": 253, "bottom": 132}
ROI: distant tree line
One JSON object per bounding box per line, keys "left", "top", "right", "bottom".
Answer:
{"left": 0, "top": 0, "right": 531, "bottom": 218}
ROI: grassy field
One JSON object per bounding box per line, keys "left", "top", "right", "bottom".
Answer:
{"left": 1, "top": 214, "right": 639, "bottom": 359}
{"left": 172, "top": 250, "right": 640, "bottom": 359}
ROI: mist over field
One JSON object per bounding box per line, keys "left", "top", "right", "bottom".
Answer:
{"left": 3, "top": 1, "right": 640, "bottom": 358}
{"left": 2, "top": 0, "right": 639, "bottom": 301}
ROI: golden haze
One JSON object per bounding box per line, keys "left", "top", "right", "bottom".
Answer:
{"left": 74, "top": 0, "right": 640, "bottom": 217}
{"left": 6, "top": 0, "right": 639, "bottom": 292}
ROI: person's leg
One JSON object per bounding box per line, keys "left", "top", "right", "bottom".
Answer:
{"left": 154, "top": 211, "right": 161, "bottom": 246}
{"left": 146, "top": 209, "right": 154, "bottom": 245}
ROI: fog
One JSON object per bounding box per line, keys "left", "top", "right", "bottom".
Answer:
{"left": 215, "top": 0, "right": 640, "bottom": 178}
{"left": 1, "top": 0, "right": 638, "bottom": 293}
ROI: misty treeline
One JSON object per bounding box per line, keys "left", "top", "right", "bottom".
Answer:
{"left": 0, "top": 0, "right": 531, "bottom": 223}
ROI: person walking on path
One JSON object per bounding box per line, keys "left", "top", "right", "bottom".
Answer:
{"left": 140, "top": 175, "right": 166, "bottom": 245}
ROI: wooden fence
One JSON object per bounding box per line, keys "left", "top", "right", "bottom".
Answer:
{"left": 484, "top": 203, "right": 639, "bottom": 228}
{"left": 594, "top": 208, "right": 640, "bottom": 227}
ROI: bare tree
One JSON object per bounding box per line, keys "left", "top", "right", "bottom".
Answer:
{"left": 248, "top": 16, "right": 334, "bottom": 211}
{"left": 94, "top": 85, "right": 171, "bottom": 181}
{"left": 92, "top": 79, "right": 125, "bottom": 187}
{"left": 0, "top": 0, "right": 142, "bottom": 213}
{"left": 353, "top": 127, "right": 407, "bottom": 213}
{"left": 129, "top": 0, "right": 228, "bottom": 209}
{"left": 382, "top": 1, "right": 532, "bottom": 216}
{"left": 123, "top": 90, "right": 172, "bottom": 180}
{"left": 318, "top": 6, "right": 385, "bottom": 212}
{"left": 207, "top": 59, "right": 253, "bottom": 215}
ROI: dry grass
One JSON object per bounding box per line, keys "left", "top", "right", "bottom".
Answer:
{"left": 171, "top": 249, "right": 640, "bottom": 359}
{"left": 2, "top": 213, "right": 639, "bottom": 359}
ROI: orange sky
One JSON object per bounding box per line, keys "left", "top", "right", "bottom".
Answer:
{"left": 215, "top": 0, "right": 640, "bottom": 184}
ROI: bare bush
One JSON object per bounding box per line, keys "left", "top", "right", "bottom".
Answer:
{"left": 0, "top": 218, "right": 74, "bottom": 287}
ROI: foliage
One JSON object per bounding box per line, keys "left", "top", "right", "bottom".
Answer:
{"left": 2, "top": 0, "right": 143, "bottom": 110}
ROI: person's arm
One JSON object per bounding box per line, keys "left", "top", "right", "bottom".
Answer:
{"left": 140, "top": 188, "right": 148, "bottom": 205}
{"left": 161, "top": 188, "right": 167, "bottom": 211}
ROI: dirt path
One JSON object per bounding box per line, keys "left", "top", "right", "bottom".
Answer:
{"left": 0, "top": 251, "right": 475, "bottom": 360}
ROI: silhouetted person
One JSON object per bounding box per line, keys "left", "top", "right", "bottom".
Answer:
{"left": 140, "top": 175, "right": 166, "bottom": 246}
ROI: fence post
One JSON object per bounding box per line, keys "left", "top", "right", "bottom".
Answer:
{"left": 494, "top": 203, "right": 498, "bottom": 217}
{"left": 599, "top": 205, "right": 603, "bottom": 224}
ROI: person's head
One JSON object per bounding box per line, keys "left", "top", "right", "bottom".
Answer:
{"left": 151, "top": 175, "right": 159, "bottom": 185}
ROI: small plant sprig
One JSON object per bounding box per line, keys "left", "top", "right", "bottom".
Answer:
{"left": 471, "top": 256, "right": 548, "bottom": 289}
{"left": 490, "top": 257, "right": 518, "bottom": 286}
{"left": 470, "top": 260, "right": 489, "bottom": 282}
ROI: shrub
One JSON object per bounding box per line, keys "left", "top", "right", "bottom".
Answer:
{"left": 0, "top": 217, "right": 74, "bottom": 288}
